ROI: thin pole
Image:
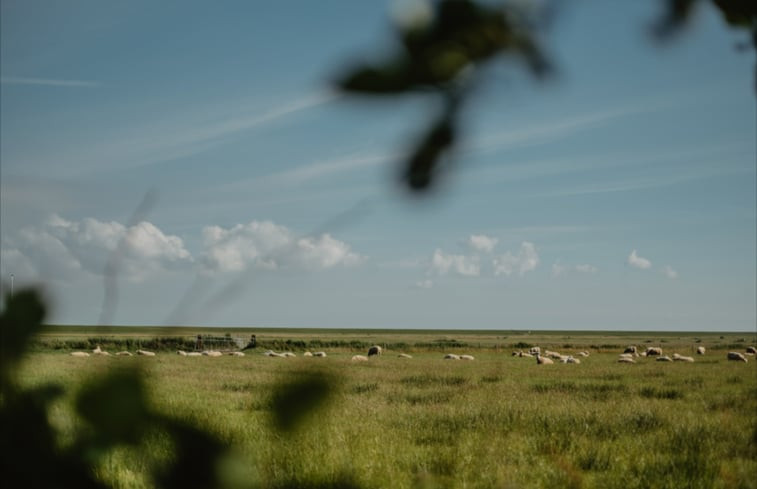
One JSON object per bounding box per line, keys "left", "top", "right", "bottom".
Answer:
{"left": 9, "top": 274, "right": 13, "bottom": 298}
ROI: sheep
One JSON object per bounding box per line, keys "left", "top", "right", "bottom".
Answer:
{"left": 460, "top": 354, "right": 475, "bottom": 360}
{"left": 728, "top": 352, "right": 748, "bottom": 363}
{"left": 645, "top": 347, "right": 663, "bottom": 356}
{"left": 229, "top": 351, "right": 245, "bottom": 357}
{"left": 263, "top": 350, "right": 286, "bottom": 358}
{"left": 444, "top": 353, "right": 460, "bottom": 360}
{"left": 564, "top": 356, "right": 581, "bottom": 364}
{"left": 656, "top": 355, "right": 673, "bottom": 362}
{"left": 282, "top": 352, "right": 296, "bottom": 357}
{"left": 367, "top": 345, "right": 382, "bottom": 357}
{"left": 577, "top": 351, "right": 590, "bottom": 357}
{"left": 618, "top": 353, "right": 635, "bottom": 361}
{"left": 203, "top": 350, "right": 223, "bottom": 357}
{"left": 617, "top": 357, "right": 635, "bottom": 364}
{"left": 312, "top": 351, "right": 327, "bottom": 357}
{"left": 70, "top": 351, "right": 90, "bottom": 357}
{"left": 672, "top": 353, "right": 694, "bottom": 362}
{"left": 529, "top": 346, "right": 541, "bottom": 355}
{"left": 351, "top": 355, "right": 369, "bottom": 362}
{"left": 186, "top": 352, "right": 202, "bottom": 357}
{"left": 545, "top": 350, "right": 562, "bottom": 359}
{"left": 303, "top": 351, "right": 313, "bottom": 357}
{"left": 398, "top": 353, "right": 413, "bottom": 359}
{"left": 177, "top": 350, "right": 188, "bottom": 356}
{"left": 746, "top": 346, "right": 757, "bottom": 355}
{"left": 136, "top": 349, "right": 155, "bottom": 356}
{"left": 623, "top": 346, "right": 638, "bottom": 356}
{"left": 115, "top": 351, "right": 133, "bottom": 356}
{"left": 696, "top": 346, "right": 705, "bottom": 355}
{"left": 512, "top": 351, "right": 522, "bottom": 356}
{"left": 535, "top": 353, "right": 553, "bottom": 365}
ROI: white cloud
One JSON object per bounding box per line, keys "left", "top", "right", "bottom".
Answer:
{"left": 200, "top": 220, "right": 362, "bottom": 273}
{"left": 663, "top": 265, "right": 678, "bottom": 279}
{"left": 627, "top": 250, "right": 651, "bottom": 269}
{"left": 430, "top": 249, "right": 480, "bottom": 277}
{"left": 493, "top": 242, "right": 539, "bottom": 276}
{"left": 1, "top": 214, "right": 192, "bottom": 282}
{"left": 467, "top": 234, "right": 498, "bottom": 253}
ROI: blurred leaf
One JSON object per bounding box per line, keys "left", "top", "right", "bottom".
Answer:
{"left": 76, "top": 367, "right": 151, "bottom": 446}
{"left": 404, "top": 112, "right": 456, "bottom": 191}
{"left": 0, "top": 288, "right": 47, "bottom": 379}
{"left": 712, "top": 0, "right": 757, "bottom": 28}
{"left": 155, "top": 418, "right": 227, "bottom": 489}
{"left": 270, "top": 371, "right": 337, "bottom": 433}
{"left": 338, "top": 59, "right": 416, "bottom": 94}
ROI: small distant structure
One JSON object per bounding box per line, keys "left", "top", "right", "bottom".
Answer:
{"left": 194, "top": 333, "right": 246, "bottom": 352}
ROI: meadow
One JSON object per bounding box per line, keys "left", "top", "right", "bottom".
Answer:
{"left": 12, "top": 327, "right": 757, "bottom": 489}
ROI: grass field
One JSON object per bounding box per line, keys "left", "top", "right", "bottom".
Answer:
{"left": 12, "top": 328, "right": 757, "bottom": 488}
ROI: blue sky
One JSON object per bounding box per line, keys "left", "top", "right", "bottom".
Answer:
{"left": 1, "top": 0, "right": 755, "bottom": 331}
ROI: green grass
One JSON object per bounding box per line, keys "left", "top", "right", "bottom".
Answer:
{"left": 13, "top": 331, "right": 757, "bottom": 489}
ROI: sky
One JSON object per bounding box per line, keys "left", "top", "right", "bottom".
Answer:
{"left": 1, "top": 0, "right": 755, "bottom": 331}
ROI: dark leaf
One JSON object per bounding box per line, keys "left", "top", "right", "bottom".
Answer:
{"left": 270, "top": 371, "right": 337, "bottom": 433}
{"left": 0, "top": 288, "right": 47, "bottom": 377}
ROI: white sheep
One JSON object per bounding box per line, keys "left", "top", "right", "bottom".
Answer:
{"left": 617, "top": 357, "right": 635, "bottom": 363}
{"left": 564, "top": 356, "right": 581, "bottom": 364}
{"left": 646, "top": 347, "right": 663, "bottom": 356}
{"left": 545, "top": 350, "right": 562, "bottom": 359}
{"left": 529, "top": 347, "right": 541, "bottom": 355}
{"left": 312, "top": 351, "right": 327, "bottom": 357}
{"left": 577, "top": 351, "right": 590, "bottom": 357}
{"left": 115, "top": 351, "right": 133, "bottom": 356}
{"left": 623, "top": 346, "right": 638, "bottom": 356}
{"left": 460, "top": 354, "right": 475, "bottom": 360}
{"left": 229, "top": 351, "right": 245, "bottom": 357}
{"left": 535, "top": 353, "right": 553, "bottom": 365}
{"left": 746, "top": 346, "right": 756, "bottom": 355}
{"left": 70, "top": 351, "right": 90, "bottom": 357}
{"left": 351, "top": 355, "right": 369, "bottom": 362}
{"left": 672, "top": 353, "right": 694, "bottom": 362}
{"left": 203, "top": 350, "right": 223, "bottom": 357}
{"left": 618, "top": 353, "right": 635, "bottom": 361}
{"left": 303, "top": 351, "right": 313, "bottom": 357}
{"left": 177, "top": 350, "right": 188, "bottom": 356}
{"left": 136, "top": 349, "right": 156, "bottom": 356}
{"left": 186, "top": 352, "right": 202, "bottom": 356}
{"left": 728, "top": 351, "right": 748, "bottom": 362}
{"left": 367, "top": 345, "right": 382, "bottom": 357}
{"left": 519, "top": 351, "right": 533, "bottom": 358}
{"left": 656, "top": 355, "right": 673, "bottom": 362}
{"left": 282, "top": 352, "right": 296, "bottom": 357}
{"left": 397, "top": 353, "right": 413, "bottom": 359}
{"left": 696, "top": 346, "right": 705, "bottom": 355}
{"left": 444, "top": 353, "right": 460, "bottom": 360}
{"left": 263, "top": 350, "right": 286, "bottom": 358}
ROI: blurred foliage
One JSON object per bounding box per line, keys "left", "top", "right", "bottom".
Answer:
{"left": 336, "top": 0, "right": 756, "bottom": 193}
{"left": 0, "top": 289, "right": 344, "bottom": 488}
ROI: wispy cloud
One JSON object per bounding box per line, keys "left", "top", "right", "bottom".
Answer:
{"left": 663, "top": 265, "right": 678, "bottom": 279}
{"left": 1, "top": 76, "right": 100, "bottom": 88}
{"left": 627, "top": 250, "right": 651, "bottom": 269}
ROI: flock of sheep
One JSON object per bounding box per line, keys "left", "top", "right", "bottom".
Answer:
{"left": 69, "top": 343, "right": 756, "bottom": 364}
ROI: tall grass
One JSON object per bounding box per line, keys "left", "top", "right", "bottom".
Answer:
{"left": 15, "top": 346, "right": 757, "bottom": 489}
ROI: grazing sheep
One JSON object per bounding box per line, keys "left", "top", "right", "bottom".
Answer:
{"left": 728, "top": 352, "right": 748, "bottom": 363}
{"left": 696, "top": 346, "right": 705, "bottom": 355}
{"left": 303, "top": 351, "right": 313, "bottom": 357}
{"left": 92, "top": 345, "right": 111, "bottom": 356}
{"left": 535, "top": 353, "right": 553, "bottom": 365}
{"left": 512, "top": 351, "right": 522, "bottom": 356}
{"left": 519, "top": 351, "right": 533, "bottom": 358}
{"left": 136, "top": 349, "right": 155, "bottom": 356}
{"left": 577, "top": 351, "right": 590, "bottom": 357}
{"left": 617, "top": 357, "right": 635, "bottom": 364}
{"left": 564, "top": 356, "right": 581, "bottom": 364}
{"left": 263, "top": 350, "right": 286, "bottom": 358}
{"left": 367, "top": 345, "right": 382, "bottom": 357}
{"left": 177, "top": 350, "right": 188, "bottom": 356}
{"left": 646, "top": 347, "right": 663, "bottom": 356}
{"left": 623, "top": 346, "right": 638, "bottom": 356}
{"left": 529, "top": 347, "right": 541, "bottom": 355}
{"left": 70, "top": 351, "right": 90, "bottom": 357}
{"left": 115, "top": 351, "right": 133, "bottom": 356}
{"left": 229, "top": 351, "right": 245, "bottom": 357}
{"left": 444, "top": 354, "right": 460, "bottom": 360}
{"left": 460, "top": 354, "right": 475, "bottom": 360}
{"left": 186, "top": 352, "right": 202, "bottom": 357}
{"left": 398, "top": 353, "right": 413, "bottom": 359}
{"left": 545, "top": 350, "right": 562, "bottom": 359}
{"left": 618, "top": 353, "right": 635, "bottom": 361}
{"left": 656, "top": 355, "right": 673, "bottom": 362}
{"left": 312, "top": 351, "right": 327, "bottom": 357}
{"left": 351, "top": 355, "right": 369, "bottom": 362}
{"left": 746, "top": 346, "right": 757, "bottom": 355}
{"left": 282, "top": 352, "right": 296, "bottom": 357}
{"left": 203, "top": 350, "right": 223, "bottom": 357}
{"left": 672, "top": 354, "right": 694, "bottom": 362}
